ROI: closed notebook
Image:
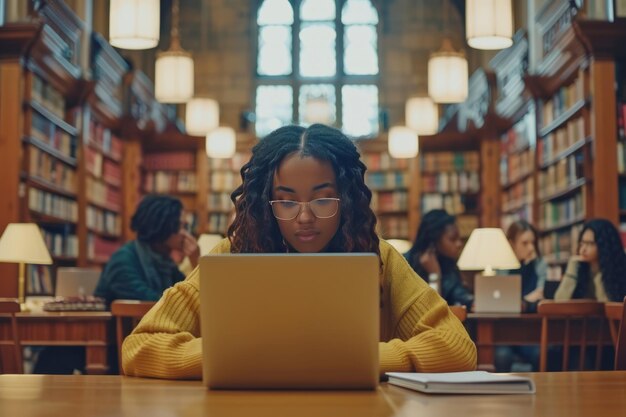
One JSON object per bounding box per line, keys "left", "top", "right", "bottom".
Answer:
{"left": 386, "top": 371, "right": 536, "bottom": 394}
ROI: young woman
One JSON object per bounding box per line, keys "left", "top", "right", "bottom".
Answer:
{"left": 94, "top": 194, "right": 199, "bottom": 305}
{"left": 404, "top": 209, "right": 474, "bottom": 309}
{"left": 555, "top": 218, "right": 626, "bottom": 302}
{"left": 121, "top": 124, "right": 476, "bottom": 379}
{"left": 505, "top": 220, "right": 547, "bottom": 304}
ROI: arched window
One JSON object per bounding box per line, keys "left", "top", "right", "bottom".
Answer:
{"left": 255, "top": 0, "right": 379, "bottom": 138}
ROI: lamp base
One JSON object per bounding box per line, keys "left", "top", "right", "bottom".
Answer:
{"left": 19, "top": 302, "right": 31, "bottom": 313}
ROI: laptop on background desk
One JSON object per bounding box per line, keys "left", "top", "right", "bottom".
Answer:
{"left": 55, "top": 267, "right": 101, "bottom": 298}
{"left": 473, "top": 274, "right": 522, "bottom": 313}
{"left": 199, "top": 253, "right": 380, "bottom": 390}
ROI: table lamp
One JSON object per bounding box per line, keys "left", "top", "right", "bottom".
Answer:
{"left": 197, "top": 233, "right": 224, "bottom": 256}
{"left": 0, "top": 223, "right": 53, "bottom": 308}
{"left": 457, "top": 228, "right": 520, "bottom": 275}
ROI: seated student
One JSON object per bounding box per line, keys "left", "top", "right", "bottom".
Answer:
{"left": 121, "top": 124, "right": 477, "bottom": 379}
{"left": 94, "top": 194, "right": 199, "bottom": 305}
{"left": 555, "top": 218, "right": 626, "bottom": 302}
{"left": 404, "top": 209, "right": 474, "bottom": 310}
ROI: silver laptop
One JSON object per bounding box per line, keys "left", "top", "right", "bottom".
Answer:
{"left": 473, "top": 274, "right": 522, "bottom": 313}
{"left": 55, "top": 267, "right": 101, "bottom": 298}
{"left": 199, "top": 253, "right": 380, "bottom": 390}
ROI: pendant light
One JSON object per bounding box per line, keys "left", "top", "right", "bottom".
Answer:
{"left": 186, "top": 98, "right": 219, "bottom": 136}
{"left": 466, "top": 0, "right": 513, "bottom": 50}
{"left": 155, "top": 0, "right": 194, "bottom": 103}
{"left": 206, "top": 127, "right": 236, "bottom": 159}
{"left": 428, "top": 38, "right": 468, "bottom": 103}
{"left": 406, "top": 97, "right": 438, "bottom": 135}
{"left": 109, "top": 0, "right": 160, "bottom": 50}
{"left": 388, "top": 126, "right": 418, "bottom": 159}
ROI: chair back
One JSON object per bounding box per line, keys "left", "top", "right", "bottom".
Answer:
{"left": 537, "top": 300, "right": 605, "bottom": 372}
{"left": 110, "top": 300, "right": 156, "bottom": 374}
{"left": 604, "top": 301, "right": 623, "bottom": 346}
{"left": 0, "top": 298, "right": 23, "bottom": 374}
{"left": 449, "top": 305, "right": 467, "bottom": 322}
{"left": 615, "top": 296, "right": 626, "bottom": 370}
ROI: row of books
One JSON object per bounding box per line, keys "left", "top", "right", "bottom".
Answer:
{"left": 538, "top": 154, "right": 584, "bottom": 199}
{"left": 501, "top": 177, "right": 534, "bottom": 213}
{"left": 31, "top": 73, "right": 65, "bottom": 120}
{"left": 31, "top": 112, "right": 76, "bottom": 158}
{"left": 377, "top": 217, "right": 409, "bottom": 240}
{"left": 456, "top": 214, "right": 480, "bottom": 239}
{"left": 144, "top": 171, "right": 198, "bottom": 193}
{"left": 539, "top": 224, "right": 584, "bottom": 265}
{"left": 85, "top": 146, "right": 123, "bottom": 187}
{"left": 42, "top": 229, "right": 78, "bottom": 258}
{"left": 86, "top": 177, "right": 122, "bottom": 212}
{"left": 538, "top": 117, "right": 585, "bottom": 165}
{"left": 371, "top": 191, "right": 408, "bottom": 212}
{"left": 421, "top": 193, "right": 469, "bottom": 215}
{"left": 500, "top": 148, "right": 534, "bottom": 186}
{"left": 208, "top": 153, "right": 249, "bottom": 171}
{"left": 143, "top": 152, "right": 196, "bottom": 171}
{"left": 29, "top": 146, "right": 77, "bottom": 193}
{"left": 617, "top": 102, "right": 626, "bottom": 141}
{"left": 421, "top": 152, "right": 480, "bottom": 172}
{"left": 501, "top": 208, "right": 533, "bottom": 233}
{"left": 211, "top": 171, "right": 241, "bottom": 193}
{"left": 619, "top": 181, "right": 626, "bottom": 210}
{"left": 87, "top": 206, "right": 121, "bottom": 237}
{"left": 87, "top": 121, "right": 123, "bottom": 161}
{"left": 208, "top": 213, "right": 231, "bottom": 234}
{"left": 538, "top": 191, "right": 585, "bottom": 230}
{"left": 617, "top": 142, "right": 626, "bottom": 175}
{"left": 28, "top": 187, "right": 78, "bottom": 222}
{"left": 27, "top": 264, "right": 54, "bottom": 295}
{"left": 365, "top": 172, "right": 409, "bottom": 190}
{"left": 540, "top": 76, "right": 584, "bottom": 128}
{"left": 208, "top": 192, "right": 232, "bottom": 212}
{"left": 87, "top": 233, "right": 121, "bottom": 263}
{"left": 361, "top": 152, "right": 410, "bottom": 171}
{"left": 500, "top": 111, "right": 535, "bottom": 154}
{"left": 421, "top": 171, "right": 480, "bottom": 194}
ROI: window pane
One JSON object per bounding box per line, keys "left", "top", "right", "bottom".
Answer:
{"left": 301, "top": 0, "right": 335, "bottom": 21}
{"left": 341, "top": 0, "right": 378, "bottom": 24}
{"left": 257, "top": 0, "right": 294, "bottom": 25}
{"left": 258, "top": 26, "right": 292, "bottom": 76}
{"left": 255, "top": 85, "right": 293, "bottom": 138}
{"left": 299, "top": 84, "right": 336, "bottom": 126}
{"left": 342, "top": 85, "right": 379, "bottom": 138}
{"left": 299, "top": 23, "right": 336, "bottom": 77}
{"left": 344, "top": 25, "right": 378, "bottom": 75}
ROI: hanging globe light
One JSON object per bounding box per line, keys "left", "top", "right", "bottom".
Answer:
{"left": 428, "top": 39, "right": 468, "bottom": 104}
{"left": 206, "top": 127, "right": 236, "bottom": 159}
{"left": 466, "top": 0, "right": 513, "bottom": 50}
{"left": 388, "top": 126, "right": 418, "bottom": 159}
{"left": 109, "top": 0, "right": 160, "bottom": 50}
{"left": 405, "top": 97, "right": 438, "bottom": 135}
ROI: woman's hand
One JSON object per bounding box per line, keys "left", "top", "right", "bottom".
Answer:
{"left": 180, "top": 230, "right": 200, "bottom": 267}
{"left": 419, "top": 246, "right": 441, "bottom": 276}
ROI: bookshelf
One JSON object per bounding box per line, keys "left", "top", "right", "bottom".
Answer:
{"left": 206, "top": 152, "right": 249, "bottom": 235}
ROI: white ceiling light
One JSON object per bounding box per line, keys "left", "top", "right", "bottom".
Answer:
{"left": 466, "top": 0, "right": 513, "bottom": 50}
{"left": 186, "top": 98, "right": 219, "bottom": 136}
{"left": 206, "top": 127, "right": 236, "bottom": 159}
{"left": 428, "top": 39, "right": 468, "bottom": 104}
{"left": 109, "top": 0, "right": 160, "bottom": 50}
{"left": 388, "top": 126, "right": 418, "bottom": 159}
{"left": 405, "top": 97, "right": 439, "bottom": 135}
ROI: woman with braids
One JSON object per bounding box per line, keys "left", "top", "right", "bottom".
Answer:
{"left": 121, "top": 124, "right": 476, "bottom": 379}
{"left": 555, "top": 218, "right": 626, "bottom": 302}
{"left": 404, "top": 209, "right": 474, "bottom": 309}
{"left": 94, "top": 194, "right": 199, "bottom": 305}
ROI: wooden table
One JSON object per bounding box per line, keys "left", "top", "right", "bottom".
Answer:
{"left": 0, "top": 372, "right": 625, "bottom": 416}
{"left": 0, "top": 311, "right": 113, "bottom": 374}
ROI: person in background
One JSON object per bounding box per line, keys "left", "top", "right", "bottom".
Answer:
{"left": 555, "top": 218, "right": 626, "bottom": 302}
{"left": 404, "top": 209, "right": 474, "bottom": 310}
{"left": 94, "top": 194, "right": 199, "bottom": 305}
{"left": 121, "top": 124, "right": 476, "bottom": 379}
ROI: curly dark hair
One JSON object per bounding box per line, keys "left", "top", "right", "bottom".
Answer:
{"left": 406, "top": 209, "right": 458, "bottom": 277}
{"left": 573, "top": 218, "right": 626, "bottom": 302}
{"left": 131, "top": 194, "right": 182, "bottom": 244}
{"left": 227, "top": 124, "right": 380, "bottom": 258}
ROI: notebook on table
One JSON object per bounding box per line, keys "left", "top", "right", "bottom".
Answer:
{"left": 473, "top": 274, "right": 522, "bottom": 313}
{"left": 199, "top": 253, "right": 380, "bottom": 390}
{"left": 386, "top": 371, "right": 536, "bottom": 394}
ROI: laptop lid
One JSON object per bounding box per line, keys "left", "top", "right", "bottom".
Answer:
{"left": 55, "top": 267, "right": 101, "bottom": 298}
{"left": 473, "top": 274, "right": 522, "bottom": 313}
{"left": 199, "top": 253, "right": 380, "bottom": 390}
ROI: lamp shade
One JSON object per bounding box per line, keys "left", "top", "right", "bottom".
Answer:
{"left": 466, "top": 0, "right": 513, "bottom": 50}
{"left": 457, "top": 228, "right": 520, "bottom": 274}
{"left": 388, "top": 126, "right": 418, "bottom": 159}
{"left": 197, "top": 234, "right": 224, "bottom": 255}
{"left": 155, "top": 51, "right": 194, "bottom": 103}
{"left": 406, "top": 97, "right": 439, "bottom": 135}
{"left": 428, "top": 39, "right": 468, "bottom": 103}
{"left": 206, "top": 127, "right": 236, "bottom": 159}
{"left": 186, "top": 98, "right": 219, "bottom": 136}
{"left": 0, "top": 223, "right": 52, "bottom": 264}
{"left": 109, "top": 0, "right": 160, "bottom": 50}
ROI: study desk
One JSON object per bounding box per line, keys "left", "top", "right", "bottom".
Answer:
{"left": 0, "top": 311, "right": 113, "bottom": 374}
{"left": 0, "top": 372, "right": 625, "bottom": 416}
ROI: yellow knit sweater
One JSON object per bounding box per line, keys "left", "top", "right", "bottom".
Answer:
{"left": 122, "top": 239, "right": 477, "bottom": 379}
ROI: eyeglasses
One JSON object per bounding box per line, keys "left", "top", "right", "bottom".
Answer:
{"left": 269, "top": 198, "right": 340, "bottom": 220}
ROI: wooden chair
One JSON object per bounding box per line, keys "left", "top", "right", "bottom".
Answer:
{"left": 0, "top": 298, "right": 23, "bottom": 374}
{"left": 614, "top": 296, "right": 626, "bottom": 370}
{"left": 604, "top": 301, "right": 623, "bottom": 347}
{"left": 537, "top": 300, "right": 605, "bottom": 372}
{"left": 110, "top": 300, "right": 156, "bottom": 375}
{"left": 449, "top": 305, "right": 467, "bottom": 322}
